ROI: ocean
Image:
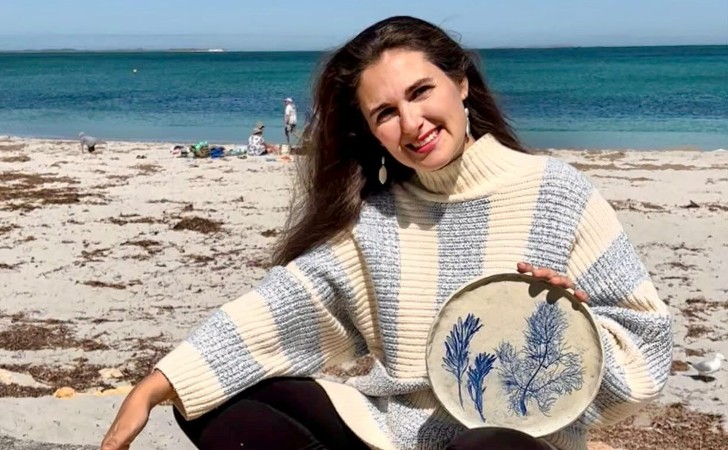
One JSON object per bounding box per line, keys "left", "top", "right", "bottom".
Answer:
{"left": 0, "top": 45, "right": 726, "bottom": 150}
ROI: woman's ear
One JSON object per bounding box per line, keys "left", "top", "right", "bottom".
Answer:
{"left": 460, "top": 77, "right": 469, "bottom": 101}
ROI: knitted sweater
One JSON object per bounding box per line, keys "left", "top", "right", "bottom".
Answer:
{"left": 156, "top": 134, "right": 672, "bottom": 450}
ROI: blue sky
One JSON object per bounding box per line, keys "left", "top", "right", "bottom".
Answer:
{"left": 1, "top": 0, "right": 726, "bottom": 50}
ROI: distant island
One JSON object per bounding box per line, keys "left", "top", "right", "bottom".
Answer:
{"left": 2, "top": 48, "right": 230, "bottom": 53}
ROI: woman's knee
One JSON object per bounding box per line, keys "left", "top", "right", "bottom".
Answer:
{"left": 447, "top": 427, "right": 550, "bottom": 450}
{"left": 173, "top": 377, "right": 314, "bottom": 438}
{"left": 240, "top": 377, "right": 325, "bottom": 411}
{"left": 173, "top": 399, "right": 320, "bottom": 450}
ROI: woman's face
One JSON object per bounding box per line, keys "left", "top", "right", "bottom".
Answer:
{"left": 356, "top": 49, "right": 472, "bottom": 172}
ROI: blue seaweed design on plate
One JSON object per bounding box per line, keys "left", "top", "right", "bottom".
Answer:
{"left": 496, "top": 302, "right": 584, "bottom": 416}
{"left": 466, "top": 352, "right": 497, "bottom": 421}
{"left": 442, "top": 313, "right": 497, "bottom": 421}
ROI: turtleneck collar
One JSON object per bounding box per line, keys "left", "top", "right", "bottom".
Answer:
{"left": 405, "top": 134, "right": 534, "bottom": 200}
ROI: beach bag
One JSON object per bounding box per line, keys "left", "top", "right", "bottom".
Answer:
{"left": 192, "top": 145, "right": 210, "bottom": 158}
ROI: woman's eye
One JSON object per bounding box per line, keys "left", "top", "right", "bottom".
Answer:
{"left": 413, "top": 85, "right": 433, "bottom": 98}
{"left": 377, "top": 108, "right": 395, "bottom": 122}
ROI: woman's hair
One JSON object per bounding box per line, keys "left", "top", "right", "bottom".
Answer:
{"left": 272, "top": 15, "right": 525, "bottom": 265}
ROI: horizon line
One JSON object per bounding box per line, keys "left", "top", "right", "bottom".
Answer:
{"left": 1, "top": 43, "right": 726, "bottom": 54}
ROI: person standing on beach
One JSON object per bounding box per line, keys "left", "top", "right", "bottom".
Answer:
{"left": 78, "top": 132, "right": 98, "bottom": 153}
{"left": 284, "top": 97, "right": 297, "bottom": 144}
{"left": 101, "top": 16, "right": 672, "bottom": 450}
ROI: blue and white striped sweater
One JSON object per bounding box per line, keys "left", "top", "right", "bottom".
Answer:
{"left": 157, "top": 134, "right": 672, "bottom": 450}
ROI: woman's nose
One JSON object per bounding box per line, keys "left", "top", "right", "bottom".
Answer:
{"left": 399, "top": 105, "right": 422, "bottom": 137}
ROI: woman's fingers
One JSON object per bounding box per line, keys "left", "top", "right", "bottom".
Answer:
{"left": 549, "top": 275, "right": 574, "bottom": 290}
{"left": 516, "top": 262, "right": 588, "bottom": 302}
{"left": 516, "top": 262, "right": 533, "bottom": 273}
{"left": 573, "top": 290, "right": 589, "bottom": 302}
{"left": 533, "top": 267, "right": 560, "bottom": 280}
{"left": 517, "top": 262, "right": 558, "bottom": 280}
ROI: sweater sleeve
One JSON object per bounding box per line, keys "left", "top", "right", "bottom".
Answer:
{"left": 155, "top": 233, "right": 370, "bottom": 419}
{"left": 563, "top": 186, "right": 673, "bottom": 431}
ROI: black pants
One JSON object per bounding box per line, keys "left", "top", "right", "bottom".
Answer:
{"left": 174, "top": 377, "right": 551, "bottom": 450}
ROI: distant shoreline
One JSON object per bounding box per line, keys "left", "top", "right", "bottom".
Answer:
{"left": 1, "top": 44, "right": 726, "bottom": 54}
{"left": 1, "top": 134, "right": 724, "bottom": 153}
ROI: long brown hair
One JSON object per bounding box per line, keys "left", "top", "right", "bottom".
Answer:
{"left": 273, "top": 16, "right": 525, "bottom": 265}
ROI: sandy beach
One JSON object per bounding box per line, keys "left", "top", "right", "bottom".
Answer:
{"left": 1, "top": 136, "right": 726, "bottom": 449}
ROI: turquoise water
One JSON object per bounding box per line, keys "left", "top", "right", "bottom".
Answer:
{"left": 0, "top": 46, "right": 726, "bottom": 149}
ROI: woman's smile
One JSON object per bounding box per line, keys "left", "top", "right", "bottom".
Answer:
{"left": 406, "top": 126, "right": 442, "bottom": 154}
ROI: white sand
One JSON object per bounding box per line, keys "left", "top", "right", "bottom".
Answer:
{"left": 1, "top": 137, "right": 726, "bottom": 448}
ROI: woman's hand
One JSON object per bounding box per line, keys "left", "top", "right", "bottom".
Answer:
{"left": 100, "top": 370, "right": 175, "bottom": 450}
{"left": 517, "top": 262, "right": 589, "bottom": 303}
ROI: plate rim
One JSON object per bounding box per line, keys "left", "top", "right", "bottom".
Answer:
{"left": 425, "top": 272, "right": 606, "bottom": 436}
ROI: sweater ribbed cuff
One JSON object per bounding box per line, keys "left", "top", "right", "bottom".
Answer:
{"left": 155, "top": 342, "right": 225, "bottom": 419}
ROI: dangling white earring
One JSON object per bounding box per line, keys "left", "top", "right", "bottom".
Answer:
{"left": 378, "top": 156, "right": 388, "bottom": 185}
{"left": 464, "top": 107, "right": 471, "bottom": 137}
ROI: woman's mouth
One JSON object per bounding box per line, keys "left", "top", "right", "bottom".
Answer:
{"left": 406, "top": 127, "right": 441, "bottom": 154}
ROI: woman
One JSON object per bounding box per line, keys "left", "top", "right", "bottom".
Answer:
{"left": 101, "top": 16, "right": 671, "bottom": 450}
{"left": 247, "top": 121, "right": 268, "bottom": 156}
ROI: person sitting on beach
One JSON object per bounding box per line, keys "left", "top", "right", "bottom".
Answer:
{"left": 78, "top": 132, "right": 98, "bottom": 153}
{"left": 284, "top": 97, "right": 297, "bottom": 144}
{"left": 101, "top": 16, "right": 672, "bottom": 450}
{"left": 247, "top": 121, "right": 268, "bottom": 156}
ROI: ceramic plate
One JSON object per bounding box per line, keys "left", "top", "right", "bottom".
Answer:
{"left": 426, "top": 273, "right": 604, "bottom": 437}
